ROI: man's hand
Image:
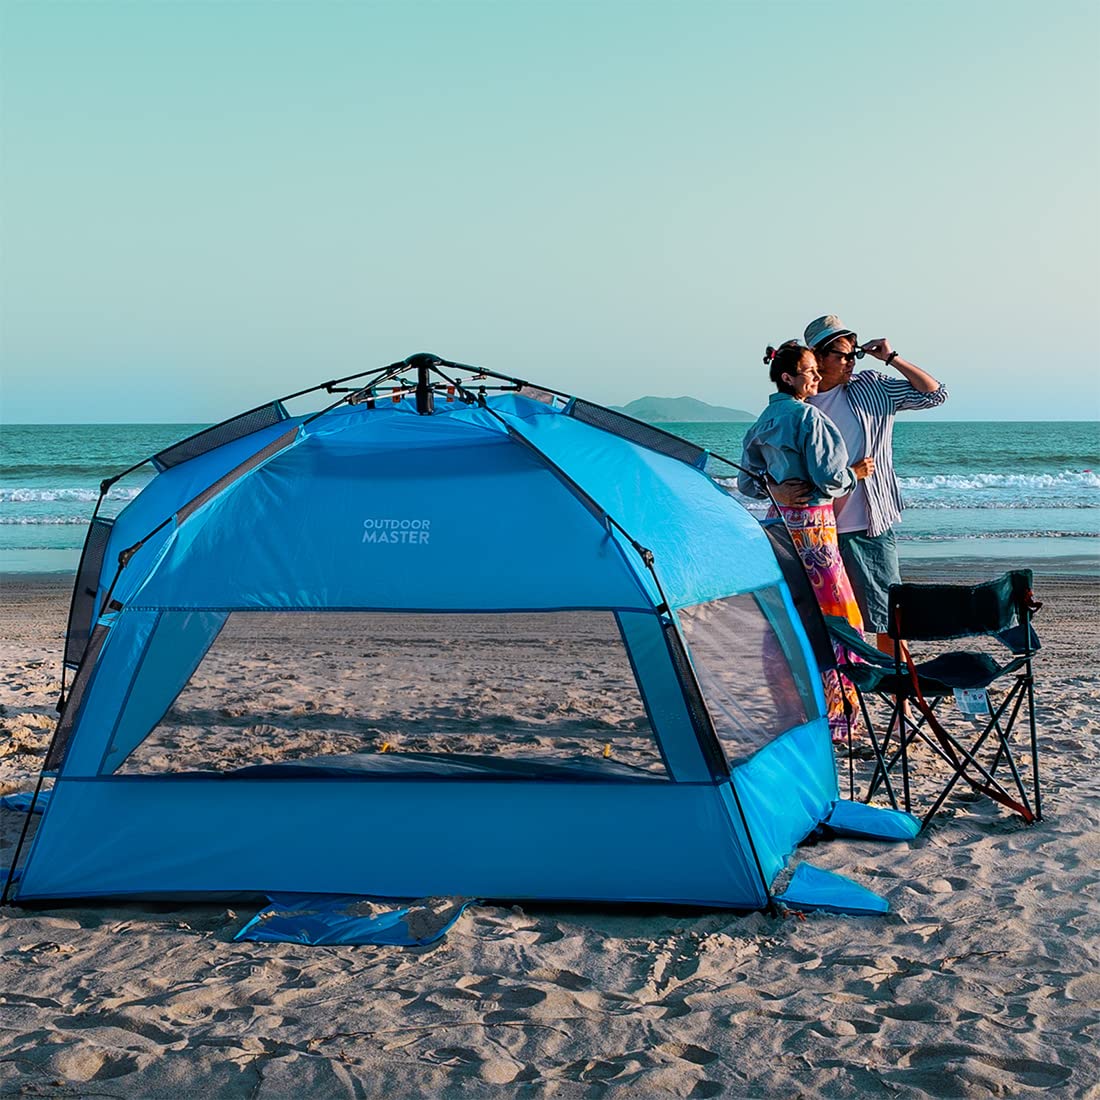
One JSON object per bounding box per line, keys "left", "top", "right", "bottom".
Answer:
{"left": 861, "top": 338, "right": 895, "bottom": 363}
{"left": 767, "top": 476, "right": 813, "bottom": 507}
{"left": 860, "top": 338, "right": 942, "bottom": 393}
{"left": 851, "top": 456, "right": 875, "bottom": 480}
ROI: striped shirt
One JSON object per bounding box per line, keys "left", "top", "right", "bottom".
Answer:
{"left": 808, "top": 370, "right": 948, "bottom": 538}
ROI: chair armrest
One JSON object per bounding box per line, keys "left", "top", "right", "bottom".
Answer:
{"left": 823, "top": 615, "right": 894, "bottom": 665}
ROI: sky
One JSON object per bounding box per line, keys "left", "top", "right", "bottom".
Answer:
{"left": 1, "top": 0, "right": 1098, "bottom": 423}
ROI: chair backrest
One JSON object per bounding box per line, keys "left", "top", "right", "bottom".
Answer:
{"left": 887, "top": 569, "right": 1034, "bottom": 642}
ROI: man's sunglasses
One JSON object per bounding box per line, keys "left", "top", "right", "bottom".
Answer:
{"left": 825, "top": 343, "right": 866, "bottom": 364}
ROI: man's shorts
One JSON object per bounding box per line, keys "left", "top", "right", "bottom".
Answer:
{"left": 838, "top": 527, "right": 901, "bottom": 634}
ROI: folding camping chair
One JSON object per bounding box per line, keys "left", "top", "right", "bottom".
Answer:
{"left": 825, "top": 569, "right": 1042, "bottom": 829}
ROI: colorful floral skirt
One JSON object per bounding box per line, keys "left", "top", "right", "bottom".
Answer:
{"left": 777, "top": 504, "right": 864, "bottom": 739}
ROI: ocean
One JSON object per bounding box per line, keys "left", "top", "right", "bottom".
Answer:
{"left": 1, "top": 420, "right": 1098, "bottom": 575}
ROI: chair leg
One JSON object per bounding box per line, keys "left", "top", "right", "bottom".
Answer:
{"left": 1026, "top": 673, "right": 1041, "bottom": 821}
{"left": 863, "top": 696, "right": 895, "bottom": 800}
{"left": 859, "top": 690, "right": 900, "bottom": 811}
{"left": 878, "top": 696, "right": 942, "bottom": 814}
{"left": 920, "top": 689, "right": 1034, "bottom": 827}
{"left": 984, "top": 685, "right": 1033, "bottom": 818}
{"left": 846, "top": 703, "right": 856, "bottom": 802}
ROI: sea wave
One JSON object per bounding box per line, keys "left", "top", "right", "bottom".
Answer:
{"left": 897, "top": 470, "right": 1100, "bottom": 491}
{"left": 900, "top": 500, "right": 1094, "bottom": 510}
{"left": 715, "top": 471, "right": 1100, "bottom": 510}
{"left": 898, "top": 530, "right": 1100, "bottom": 542}
{"left": 0, "top": 487, "right": 142, "bottom": 503}
{"left": 0, "top": 516, "right": 91, "bottom": 525}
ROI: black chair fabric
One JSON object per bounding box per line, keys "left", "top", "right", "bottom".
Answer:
{"left": 886, "top": 569, "right": 1034, "bottom": 641}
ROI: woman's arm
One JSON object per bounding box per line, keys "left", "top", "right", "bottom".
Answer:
{"left": 803, "top": 411, "right": 858, "bottom": 498}
{"left": 737, "top": 423, "right": 770, "bottom": 498}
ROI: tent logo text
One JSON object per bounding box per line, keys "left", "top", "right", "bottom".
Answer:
{"left": 362, "top": 518, "right": 431, "bottom": 545}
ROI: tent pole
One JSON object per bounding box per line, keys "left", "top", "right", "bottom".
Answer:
{"left": 0, "top": 770, "right": 46, "bottom": 903}
{"left": 1, "top": 663, "right": 85, "bottom": 903}
{"left": 58, "top": 488, "right": 109, "bottom": 711}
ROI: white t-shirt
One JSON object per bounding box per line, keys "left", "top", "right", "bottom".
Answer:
{"left": 809, "top": 386, "right": 870, "bottom": 534}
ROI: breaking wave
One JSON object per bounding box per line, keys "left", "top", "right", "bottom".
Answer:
{"left": 898, "top": 530, "right": 1100, "bottom": 541}
{"left": 0, "top": 516, "right": 90, "bottom": 525}
{"left": 0, "top": 487, "right": 142, "bottom": 503}
{"left": 897, "top": 470, "right": 1100, "bottom": 491}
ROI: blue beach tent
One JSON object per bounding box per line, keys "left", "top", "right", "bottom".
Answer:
{"left": 6, "top": 355, "right": 895, "bottom": 910}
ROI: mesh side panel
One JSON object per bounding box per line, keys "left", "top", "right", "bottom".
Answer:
{"left": 567, "top": 400, "right": 707, "bottom": 467}
{"left": 661, "top": 619, "right": 725, "bottom": 776}
{"left": 64, "top": 517, "right": 114, "bottom": 668}
{"left": 115, "top": 610, "right": 665, "bottom": 779}
{"left": 152, "top": 402, "right": 288, "bottom": 471}
{"left": 47, "top": 624, "right": 109, "bottom": 771}
{"left": 678, "top": 593, "right": 811, "bottom": 765}
{"left": 177, "top": 426, "right": 299, "bottom": 523}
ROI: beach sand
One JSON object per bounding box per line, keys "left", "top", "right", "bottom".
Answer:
{"left": 1, "top": 569, "right": 1097, "bottom": 1098}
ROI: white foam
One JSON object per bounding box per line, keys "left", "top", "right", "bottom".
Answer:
{"left": 0, "top": 516, "right": 90, "bottom": 525}
{"left": 0, "top": 487, "right": 142, "bottom": 503}
{"left": 898, "top": 470, "right": 1100, "bottom": 491}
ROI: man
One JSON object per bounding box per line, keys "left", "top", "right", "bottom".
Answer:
{"left": 772, "top": 315, "right": 948, "bottom": 654}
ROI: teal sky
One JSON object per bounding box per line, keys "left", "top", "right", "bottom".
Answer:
{"left": 1, "top": 0, "right": 1097, "bottom": 423}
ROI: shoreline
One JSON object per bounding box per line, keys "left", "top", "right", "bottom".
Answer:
{"left": 5, "top": 557, "right": 1099, "bottom": 584}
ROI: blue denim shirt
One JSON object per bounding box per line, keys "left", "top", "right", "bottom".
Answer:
{"left": 737, "top": 393, "right": 856, "bottom": 504}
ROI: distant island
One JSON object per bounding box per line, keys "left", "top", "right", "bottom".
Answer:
{"left": 611, "top": 395, "right": 755, "bottom": 422}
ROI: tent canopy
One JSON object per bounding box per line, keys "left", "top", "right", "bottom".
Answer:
{"left": 9, "top": 357, "right": 841, "bottom": 910}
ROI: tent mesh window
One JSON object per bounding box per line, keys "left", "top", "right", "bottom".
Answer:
{"left": 152, "top": 402, "right": 289, "bottom": 471}
{"left": 113, "top": 610, "right": 667, "bottom": 780}
{"left": 64, "top": 516, "right": 114, "bottom": 669}
{"left": 678, "top": 586, "right": 820, "bottom": 763}
{"left": 566, "top": 400, "right": 707, "bottom": 467}
{"left": 48, "top": 623, "right": 110, "bottom": 771}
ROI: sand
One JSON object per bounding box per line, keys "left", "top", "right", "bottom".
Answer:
{"left": 1, "top": 569, "right": 1098, "bottom": 1098}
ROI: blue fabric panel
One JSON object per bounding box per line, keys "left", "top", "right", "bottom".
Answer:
{"left": 615, "top": 611, "right": 711, "bottom": 782}
{"left": 100, "top": 611, "right": 228, "bottom": 774}
{"left": 825, "top": 800, "right": 920, "bottom": 841}
{"left": 100, "top": 419, "right": 307, "bottom": 611}
{"left": 235, "top": 896, "right": 474, "bottom": 946}
{"left": 60, "top": 611, "right": 160, "bottom": 778}
{"left": 0, "top": 790, "right": 51, "bottom": 814}
{"left": 17, "top": 778, "right": 761, "bottom": 906}
{"left": 731, "top": 717, "right": 838, "bottom": 882}
{"left": 126, "top": 426, "right": 651, "bottom": 616}
{"left": 487, "top": 403, "right": 782, "bottom": 607}
{"left": 129, "top": 427, "right": 652, "bottom": 612}
{"left": 776, "top": 863, "right": 889, "bottom": 915}
{"left": 714, "top": 783, "right": 769, "bottom": 909}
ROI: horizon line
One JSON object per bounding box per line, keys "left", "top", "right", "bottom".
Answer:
{"left": 3, "top": 417, "right": 1099, "bottom": 427}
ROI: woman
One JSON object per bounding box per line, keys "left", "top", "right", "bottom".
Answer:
{"left": 737, "top": 341, "right": 873, "bottom": 740}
